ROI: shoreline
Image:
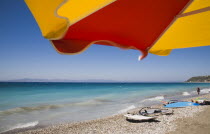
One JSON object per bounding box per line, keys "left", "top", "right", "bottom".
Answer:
{"left": 4, "top": 94, "right": 210, "bottom": 134}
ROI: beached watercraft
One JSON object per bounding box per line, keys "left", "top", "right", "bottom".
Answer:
{"left": 139, "top": 107, "right": 174, "bottom": 116}
{"left": 124, "top": 114, "right": 157, "bottom": 121}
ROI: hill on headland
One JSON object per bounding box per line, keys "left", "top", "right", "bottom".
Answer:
{"left": 186, "top": 75, "right": 210, "bottom": 83}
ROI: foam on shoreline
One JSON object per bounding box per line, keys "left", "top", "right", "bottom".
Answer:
{"left": 2, "top": 121, "right": 39, "bottom": 133}
{"left": 182, "top": 92, "right": 190, "bottom": 96}
{"left": 117, "top": 105, "right": 136, "bottom": 114}
{"left": 201, "top": 88, "right": 210, "bottom": 94}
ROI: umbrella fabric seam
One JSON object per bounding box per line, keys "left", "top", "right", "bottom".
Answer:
{"left": 148, "top": 0, "right": 194, "bottom": 54}
{"left": 177, "top": 6, "right": 210, "bottom": 18}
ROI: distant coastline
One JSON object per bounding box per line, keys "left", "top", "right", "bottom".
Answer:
{"left": 186, "top": 75, "right": 210, "bottom": 83}
{"left": 2, "top": 76, "right": 210, "bottom": 83}
{"left": 0, "top": 78, "right": 118, "bottom": 83}
{"left": 0, "top": 78, "right": 182, "bottom": 83}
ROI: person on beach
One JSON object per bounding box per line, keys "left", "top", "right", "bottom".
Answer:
{"left": 197, "top": 87, "right": 200, "bottom": 95}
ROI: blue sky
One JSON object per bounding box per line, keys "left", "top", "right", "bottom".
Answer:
{"left": 0, "top": 0, "right": 210, "bottom": 82}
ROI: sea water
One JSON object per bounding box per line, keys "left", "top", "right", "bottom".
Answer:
{"left": 0, "top": 82, "right": 210, "bottom": 133}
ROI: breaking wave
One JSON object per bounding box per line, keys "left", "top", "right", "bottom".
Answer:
{"left": 2, "top": 121, "right": 38, "bottom": 133}
{"left": 117, "top": 105, "right": 136, "bottom": 114}
{"left": 182, "top": 92, "right": 190, "bottom": 96}
{"left": 141, "top": 96, "right": 164, "bottom": 102}
{"left": 0, "top": 99, "right": 112, "bottom": 116}
{"left": 201, "top": 88, "right": 210, "bottom": 94}
{"left": 0, "top": 105, "right": 61, "bottom": 116}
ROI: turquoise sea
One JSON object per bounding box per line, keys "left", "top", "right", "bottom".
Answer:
{"left": 0, "top": 82, "right": 210, "bottom": 133}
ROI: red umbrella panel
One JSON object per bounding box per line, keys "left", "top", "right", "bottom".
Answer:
{"left": 52, "top": 0, "right": 190, "bottom": 60}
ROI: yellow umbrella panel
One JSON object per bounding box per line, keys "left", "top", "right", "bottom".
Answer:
{"left": 150, "top": 0, "right": 210, "bottom": 56}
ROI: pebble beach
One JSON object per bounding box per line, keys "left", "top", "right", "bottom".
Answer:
{"left": 5, "top": 94, "right": 209, "bottom": 134}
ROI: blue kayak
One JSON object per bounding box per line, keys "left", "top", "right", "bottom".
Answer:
{"left": 164, "top": 102, "right": 200, "bottom": 108}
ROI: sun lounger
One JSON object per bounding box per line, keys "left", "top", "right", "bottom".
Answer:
{"left": 124, "top": 114, "right": 157, "bottom": 121}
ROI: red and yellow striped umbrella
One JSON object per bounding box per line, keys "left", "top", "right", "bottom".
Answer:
{"left": 25, "top": 0, "right": 210, "bottom": 60}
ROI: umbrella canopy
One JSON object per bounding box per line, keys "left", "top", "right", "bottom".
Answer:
{"left": 25, "top": 0, "right": 210, "bottom": 60}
